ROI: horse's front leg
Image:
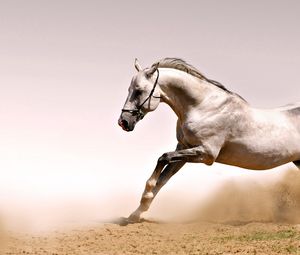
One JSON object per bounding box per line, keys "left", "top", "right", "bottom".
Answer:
{"left": 158, "top": 145, "right": 216, "bottom": 165}
{"left": 127, "top": 158, "right": 168, "bottom": 223}
{"left": 128, "top": 160, "right": 185, "bottom": 223}
{"left": 128, "top": 145, "right": 216, "bottom": 223}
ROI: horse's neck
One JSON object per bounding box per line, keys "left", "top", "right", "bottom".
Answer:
{"left": 158, "top": 68, "right": 225, "bottom": 121}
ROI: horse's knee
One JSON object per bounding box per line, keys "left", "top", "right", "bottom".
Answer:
{"left": 158, "top": 153, "right": 170, "bottom": 164}
{"left": 203, "top": 154, "right": 215, "bottom": 165}
{"left": 146, "top": 179, "right": 156, "bottom": 189}
{"left": 197, "top": 146, "right": 217, "bottom": 165}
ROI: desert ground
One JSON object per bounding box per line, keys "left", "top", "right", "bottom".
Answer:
{"left": 2, "top": 167, "right": 300, "bottom": 255}
{"left": 2, "top": 221, "right": 300, "bottom": 255}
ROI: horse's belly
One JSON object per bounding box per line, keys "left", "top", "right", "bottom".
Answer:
{"left": 216, "top": 139, "right": 300, "bottom": 170}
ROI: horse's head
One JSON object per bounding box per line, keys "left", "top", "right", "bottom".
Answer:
{"left": 118, "top": 59, "right": 161, "bottom": 132}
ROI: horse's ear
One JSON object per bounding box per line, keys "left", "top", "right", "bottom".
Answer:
{"left": 134, "top": 58, "right": 142, "bottom": 72}
{"left": 146, "top": 62, "right": 159, "bottom": 77}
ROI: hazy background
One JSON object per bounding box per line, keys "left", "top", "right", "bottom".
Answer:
{"left": 0, "top": 0, "right": 300, "bottom": 232}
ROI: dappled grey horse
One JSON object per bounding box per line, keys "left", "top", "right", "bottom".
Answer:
{"left": 118, "top": 58, "right": 300, "bottom": 223}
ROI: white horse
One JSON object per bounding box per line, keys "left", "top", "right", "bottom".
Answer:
{"left": 118, "top": 58, "right": 300, "bottom": 223}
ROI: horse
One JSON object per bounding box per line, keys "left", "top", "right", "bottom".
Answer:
{"left": 118, "top": 58, "right": 300, "bottom": 223}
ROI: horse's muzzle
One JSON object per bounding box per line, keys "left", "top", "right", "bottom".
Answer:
{"left": 118, "top": 117, "right": 135, "bottom": 132}
{"left": 118, "top": 119, "right": 129, "bottom": 131}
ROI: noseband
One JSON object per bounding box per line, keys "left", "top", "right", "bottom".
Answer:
{"left": 121, "top": 69, "right": 160, "bottom": 120}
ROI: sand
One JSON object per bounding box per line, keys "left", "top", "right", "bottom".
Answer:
{"left": 3, "top": 221, "right": 300, "bottom": 255}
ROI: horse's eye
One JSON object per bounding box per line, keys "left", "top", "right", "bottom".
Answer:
{"left": 135, "top": 90, "right": 142, "bottom": 96}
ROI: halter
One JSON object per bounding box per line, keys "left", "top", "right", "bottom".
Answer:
{"left": 121, "top": 69, "right": 160, "bottom": 120}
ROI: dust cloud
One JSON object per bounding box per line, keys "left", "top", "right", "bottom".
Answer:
{"left": 190, "top": 167, "right": 300, "bottom": 224}
{"left": 0, "top": 165, "right": 299, "bottom": 235}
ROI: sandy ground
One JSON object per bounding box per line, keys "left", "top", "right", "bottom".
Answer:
{"left": 2, "top": 221, "right": 300, "bottom": 255}
{"left": 1, "top": 167, "right": 300, "bottom": 254}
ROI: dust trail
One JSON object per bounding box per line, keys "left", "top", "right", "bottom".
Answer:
{"left": 0, "top": 165, "right": 300, "bottom": 235}
{"left": 194, "top": 167, "right": 300, "bottom": 224}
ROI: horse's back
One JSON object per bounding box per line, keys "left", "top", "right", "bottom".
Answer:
{"left": 282, "top": 102, "right": 300, "bottom": 132}
{"left": 216, "top": 105, "right": 300, "bottom": 170}
{"left": 276, "top": 101, "right": 300, "bottom": 114}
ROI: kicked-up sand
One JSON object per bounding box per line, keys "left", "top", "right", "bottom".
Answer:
{"left": 2, "top": 166, "right": 300, "bottom": 254}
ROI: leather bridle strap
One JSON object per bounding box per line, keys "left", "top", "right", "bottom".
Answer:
{"left": 121, "top": 69, "right": 160, "bottom": 120}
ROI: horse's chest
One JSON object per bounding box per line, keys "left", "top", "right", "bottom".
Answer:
{"left": 177, "top": 121, "right": 211, "bottom": 146}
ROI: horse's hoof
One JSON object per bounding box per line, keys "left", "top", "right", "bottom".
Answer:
{"left": 114, "top": 216, "right": 140, "bottom": 226}
{"left": 117, "top": 217, "right": 131, "bottom": 226}
{"left": 127, "top": 214, "right": 141, "bottom": 224}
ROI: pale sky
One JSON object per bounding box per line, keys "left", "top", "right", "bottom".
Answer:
{"left": 0, "top": 0, "right": 300, "bottom": 231}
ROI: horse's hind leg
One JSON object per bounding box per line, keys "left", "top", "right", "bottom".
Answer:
{"left": 293, "top": 160, "right": 300, "bottom": 169}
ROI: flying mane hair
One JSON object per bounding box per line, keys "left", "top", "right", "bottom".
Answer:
{"left": 152, "top": 57, "right": 245, "bottom": 100}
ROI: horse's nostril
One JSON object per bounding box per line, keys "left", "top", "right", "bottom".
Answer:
{"left": 119, "top": 119, "right": 129, "bottom": 130}
{"left": 122, "top": 120, "right": 129, "bottom": 128}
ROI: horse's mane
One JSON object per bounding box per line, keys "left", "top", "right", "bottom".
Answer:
{"left": 152, "top": 58, "right": 244, "bottom": 100}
